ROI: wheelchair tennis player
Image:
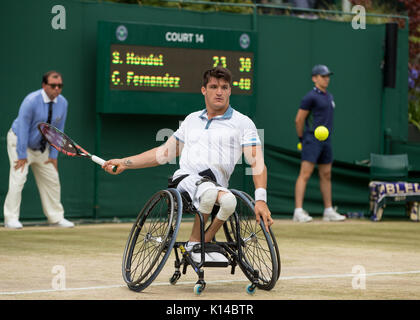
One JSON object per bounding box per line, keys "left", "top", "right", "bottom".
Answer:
{"left": 103, "top": 66, "right": 273, "bottom": 265}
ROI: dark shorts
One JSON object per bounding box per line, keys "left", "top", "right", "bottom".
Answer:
{"left": 301, "top": 132, "right": 333, "bottom": 164}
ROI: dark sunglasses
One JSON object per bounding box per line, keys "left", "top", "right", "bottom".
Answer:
{"left": 48, "top": 83, "right": 64, "bottom": 89}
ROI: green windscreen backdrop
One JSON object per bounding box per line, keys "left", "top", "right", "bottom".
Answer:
{"left": 0, "top": 0, "right": 413, "bottom": 222}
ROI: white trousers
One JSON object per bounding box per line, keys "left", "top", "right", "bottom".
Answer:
{"left": 3, "top": 129, "right": 64, "bottom": 224}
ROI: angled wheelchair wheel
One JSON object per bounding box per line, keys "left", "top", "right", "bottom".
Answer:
{"left": 239, "top": 191, "right": 281, "bottom": 281}
{"left": 227, "top": 189, "right": 279, "bottom": 290}
{"left": 122, "top": 188, "right": 183, "bottom": 292}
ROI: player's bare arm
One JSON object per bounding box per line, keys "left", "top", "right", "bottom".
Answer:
{"left": 243, "top": 145, "right": 274, "bottom": 232}
{"left": 103, "top": 136, "right": 183, "bottom": 174}
{"left": 295, "top": 108, "right": 309, "bottom": 138}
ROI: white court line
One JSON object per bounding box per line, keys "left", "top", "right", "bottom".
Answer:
{"left": 1, "top": 270, "right": 420, "bottom": 296}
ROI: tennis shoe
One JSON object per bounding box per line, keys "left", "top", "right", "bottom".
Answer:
{"left": 5, "top": 219, "right": 23, "bottom": 229}
{"left": 206, "top": 251, "right": 229, "bottom": 263}
{"left": 293, "top": 209, "right": 313, "bottom": 223}
{"left": 323, "top": 209, "right": 346, "bottom": 222}
{"left": 184, "top": 242, "right": 228, "bottom": 264}
{"left": 52, "top": 218, "right": 75, "bottom": 228}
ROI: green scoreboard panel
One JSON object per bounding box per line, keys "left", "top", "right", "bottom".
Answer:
{"left": 96, "top": 21, "right": 256, "bottom": 115}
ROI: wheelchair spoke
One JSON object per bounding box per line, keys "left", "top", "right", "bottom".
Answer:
{"left": 122, "top": 189, "right": 184, "bottom": 292}
{"left": 227, "top": 189, "right": 279, "bottom": 290}
{"left": 131, "top": 241, "right": 165, "bottom": 282}
{"left": 241, "top": 237, "right": 274, "bottom": 283}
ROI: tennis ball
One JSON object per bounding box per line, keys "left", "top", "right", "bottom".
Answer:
{"left": 314, "top": 126, "right": 329, "bottom": 141}
{"left": 297, "top": 142, "right": 302, "bottom": 151}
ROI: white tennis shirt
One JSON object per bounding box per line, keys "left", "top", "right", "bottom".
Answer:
{"left": 173, "top": 106, "right": 261, "bottom": 188}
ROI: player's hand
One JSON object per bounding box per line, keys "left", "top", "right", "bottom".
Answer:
{"left": 45, "top": 158, "right": 58, "bottom": 171}
{"left": 297, "top": 136, "right": 303, "bottom": 151}
{"left": 254, "top": 200, "right": 274, "bottom": 233}
{"left": 103, "top": 159, "right": 126, "bottom": 175}
{"left": 14, "top": 159, "right": 27, "bottom": 172}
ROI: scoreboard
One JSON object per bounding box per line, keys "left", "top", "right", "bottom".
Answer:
{"left": 109, "top": 44, "right": 253, "bottom": 94}
{"left": 96, "top": 21, "right": 256, "bottom": 115}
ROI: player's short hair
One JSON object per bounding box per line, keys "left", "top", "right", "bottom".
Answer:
{"left": 202, "top": 66, "right": 232, "bottom": 87}
{"left": 42, "top": 71, "right": 63, "bottom": 84}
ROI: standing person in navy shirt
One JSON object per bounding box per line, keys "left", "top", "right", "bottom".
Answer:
{"left": 292, "top": 65, "right": 346, "bottom": 223}
{"left": 3, "top": 71, "right": 74, "bottom": 229}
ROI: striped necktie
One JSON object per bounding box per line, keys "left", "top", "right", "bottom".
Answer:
{"left": 40, "top": 101, "right": 53, "bottom": 153}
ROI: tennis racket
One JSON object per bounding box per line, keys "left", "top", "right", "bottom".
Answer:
{"left": 37, "top": 122, "right": 116, "bottom": 172}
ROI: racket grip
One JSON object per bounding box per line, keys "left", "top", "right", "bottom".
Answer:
{"left": 91, "top": 155, "right": 117, "bottom": 172}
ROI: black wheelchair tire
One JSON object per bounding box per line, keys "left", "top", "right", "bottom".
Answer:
{"left": 239, "top": 191, "right": 281, "bottom": 281}
{"left": 227, "top": 189, "right": 279, "bottom": 290}
{"left": 122, "top": 188, "right": 183, "bottom": 292}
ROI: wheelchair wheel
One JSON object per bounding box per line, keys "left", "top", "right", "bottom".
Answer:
{"left": 227, "top": 189, "right": 279, "bottom": 290}
{"left": 238, "top": 191, "right": 281, "bottom": 281}
{"left": 122, "top": 188, "right": 183, "bottom": 292}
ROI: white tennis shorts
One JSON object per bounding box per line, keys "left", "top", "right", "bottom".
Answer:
{"left": 176, "top": 174, "right": 230, "bottom": 210}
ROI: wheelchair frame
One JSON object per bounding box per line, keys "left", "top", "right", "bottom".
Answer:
{"left": 122, "top": 187, "right": 280, "bottom": 295}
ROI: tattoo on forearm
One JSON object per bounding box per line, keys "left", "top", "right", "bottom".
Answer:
{"left": 124, "top": 159, "right": 133, "bottom": 167}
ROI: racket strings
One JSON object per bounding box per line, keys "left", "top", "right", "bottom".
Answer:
{"left": 39, "top": 123, "right": 80, "bottom": 156}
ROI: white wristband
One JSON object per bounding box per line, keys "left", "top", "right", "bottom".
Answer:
{"left": 255, "top": 188, "right": 267, "bottom": 203}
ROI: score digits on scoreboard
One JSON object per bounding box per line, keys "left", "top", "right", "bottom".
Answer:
{"left": 109, "top": 44, "right": 254, "bottom": 95}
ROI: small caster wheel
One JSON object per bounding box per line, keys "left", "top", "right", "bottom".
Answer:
{"left": 194, "top": 283, "right": 205, "bottom": 295}
{"left": 246, "top": 283, "right": 256, "bottom": 295}
{"left": 170, "top": 272, "right": 181, "bottom": 285}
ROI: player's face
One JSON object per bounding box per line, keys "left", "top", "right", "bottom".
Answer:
{"left": 202, "top": 77, "right": 231, "bottom": 115}
{"left": 312, "top": 74, "right": 330, "bottom": 91}
{"left": 42, "top": 75, "right": 63, "bottom": 100}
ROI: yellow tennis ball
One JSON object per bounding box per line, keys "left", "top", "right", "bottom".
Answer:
{"left": 314, "top": 126, "right": 329, "bottom": 141}
{"left": 297, "top": 142, "right": 302, "bottom": 151}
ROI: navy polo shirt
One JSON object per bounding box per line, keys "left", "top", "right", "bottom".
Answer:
{"left": 299, "top": 87, "right": 335, "bottom": 136}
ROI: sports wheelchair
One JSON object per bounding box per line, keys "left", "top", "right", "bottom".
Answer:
{"left": 122, "top": 187, "right": 280, "bottom": 295}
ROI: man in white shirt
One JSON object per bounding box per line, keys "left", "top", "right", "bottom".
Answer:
{"left": 103, "top": 67, "right": 272, "bottom": 262}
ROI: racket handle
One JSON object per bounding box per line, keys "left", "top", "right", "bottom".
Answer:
{"left": 91, "top": 155, "right": 117, "bottom": 172}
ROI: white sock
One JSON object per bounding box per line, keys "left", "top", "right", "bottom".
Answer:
{"left": 324, "top": 207, "right": 334, "bottom": 214}
{"left": 185, "top": 241, "right": 199, "bottom": 250}
{"left": 294, "top": 208, "right": 303, "bottom": 214}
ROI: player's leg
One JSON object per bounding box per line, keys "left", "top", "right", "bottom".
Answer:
{"left": 187, "top": 187, "right": 235, "bottom": 263}
{"left": 318, "top": 143, "right": 345, "bottom": 221}
{"left": 3, "top": 130, "right": 29, "bottom": 228}
{"left": 295, "top": 160, "right": 315, "bottom": 207}
{"left": 293, "top": 160, "right": 315, "bottom": 222}
{"left": 294, "top": 134, "right": 322, "bottom": 222}
{"left": 188, "top": 188, "right": 236, "bottom": 241}
{"left": 189, "top": 213, "right": 211, "bottom": 242}
{"left": 318, "top": 162, "right": 333, "bottom": 208}
{"left": 203, "top": 190, "right": 237, "bottom": 242}
{"left": 188, "top": 181, "right": 218, "bottom": 242}
{"left": 30, "top": 150, "right": 71, "bottom": 226}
